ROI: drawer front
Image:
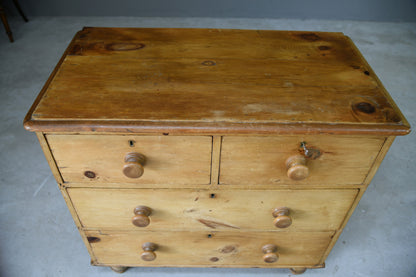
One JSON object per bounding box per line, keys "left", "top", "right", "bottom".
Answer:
{"left": 68, "top": 188, "right": 358, "bottom": 231}
{"left": 86, "top": 230, "right": 332, "bottom": 267}
{"left": 47, "top": 135, "right": 212, "bottom": 185}
{"left": 220, "top": 136, "right": 385, "bottom": 186}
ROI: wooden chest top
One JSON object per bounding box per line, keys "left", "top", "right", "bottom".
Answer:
{"left": 24, "top": 27, "right": 410, "bottom": 135}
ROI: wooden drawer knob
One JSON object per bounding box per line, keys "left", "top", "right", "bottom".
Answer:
{"left": 141, "top": 242, "right": 158, "bottom": 261}
{"left": 262, "top": 244, "right": 279, "bottom": 263}
{"left": 272, "top": 207, "right": 292, "bottom": 228}
{"left": 132, "top": 206, "right": 152, "bottom": 227}
{"left": 123, "top": 152, "right": 146, "bottom": 178}
{"left": 286, "top": 155, "right": 309, "bottom": 181}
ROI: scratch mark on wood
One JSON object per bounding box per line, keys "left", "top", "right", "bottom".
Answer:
{"left": 197, "top": 219, "right": 240, "bottom": 229}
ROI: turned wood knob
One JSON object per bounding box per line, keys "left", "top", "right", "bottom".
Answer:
{"left": 286, "top": 155, "right": 309, "bottom": 181}
{"left": 272, "top": 207, "right": 292, "bottom": 228}
{"left": 262, "top": 244, "right": 279, "bottom": 263}
{"left": 141, "top": 242, "right": 158, "bottom": 261}
{"left": 132, "top": 206, "right": 152, "bottom": 227}
{"left": 123, "top": 152, "right": 146, "bottom": 178}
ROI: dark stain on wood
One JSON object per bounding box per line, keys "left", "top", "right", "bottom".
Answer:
{"left": 298, "top": 33, "right": 320, "bottom": 41}
{"left": 128, "top": 140, "right": 135, "bottom": 147}
{"left": 350, "top": 97, "right": 402, "bottom": 124}
{"left": 318, "top": 45, "right": 330, "bottom": 51}
{"left": 87, "top": 236, "right": 100, "bottom": 243}
{"left": 210, "top": 257, "right": 219, "bottom": 262}
{"left": 202, "top": 60, "right": 216, "bottom": 66}
{"left": 84, "top": 171, "right": 96, "bottom": 178}
{"left": 78, "top": 28, "right": 91, "bottom": 39}
{"left": 194, "top": 197, "right": 199, "bottom": 201}
{"left": 198, "top": 219, "right": 240, "bottom": 229}
{"left": 383, "top": 107, "right": 402, "bottom": 123}
{"left": 220, "top": 245, "right": 237, "bottom": 253}
{"left": 68, "top": 44, "right": 82, "bottom": 55}
{"left": 354, "top": 102, "right": 376, "bottom": 114}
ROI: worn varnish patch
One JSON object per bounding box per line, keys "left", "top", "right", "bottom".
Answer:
{"left": 68, "top": 42, "right": 145, "bottom": 55}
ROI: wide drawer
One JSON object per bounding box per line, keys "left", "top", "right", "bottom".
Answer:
{"left": 86, "top": 230, "right": 332, "bottom": 267}
{"left": 46, "top": 135, "right": 212, "bottom": 185}
{"left": 220, "top": 136, "right": 385, "bottom": 186}
{"left": 68, "top": 188, "right": 358, "bottom": 231}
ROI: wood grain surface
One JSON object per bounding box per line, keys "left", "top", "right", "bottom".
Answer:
{"left": 86, "top": 230, "right": 333, "bottom": 267}
{"left": 68, "top": 188, "right": 357, "bottom": 231}
{"left": 46, "top": 134, "right": 212, "bottom": 185}
{"left": 24, "top": 27, "right": 410, "bottom": 135}
{"left": 220, "top": 135, "right": 385, "bottom": 185}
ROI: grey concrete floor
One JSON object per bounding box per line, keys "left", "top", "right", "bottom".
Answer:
{"left": 0, "top": 17, "right": 415, "bottom": 277}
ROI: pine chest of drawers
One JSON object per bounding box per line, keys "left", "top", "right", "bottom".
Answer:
{"left": 24, "top": 27, "right": 410, "bottom": 274}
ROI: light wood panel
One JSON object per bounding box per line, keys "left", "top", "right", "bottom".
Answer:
{"left": 68, "top": 188, "right": 357, "bottom": 231}
{"left": 46, "top": 135, "right": 212, "bottom": 185}
{"left": 59, "top": 187, "right": 97, "bottom": 264}
{"left": 363, "top": 136, "right": 395, "bottom": 186}
{"left": 24, "top": 28, "right": 410, "bottom": 135}
{"left": 86, "top": 230, "right": 333, "bottom": 267}
{"left": 319, "top": 136, "right": 396, "bottom": 264}
{"left": 220, "top": 135, "right": 385, "bottom": 186}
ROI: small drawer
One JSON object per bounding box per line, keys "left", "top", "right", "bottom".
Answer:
{"left": 220, "top": 136, "right": 385, "bottom": 186}
{"left": 68, "top": 188, "right": 358, "bottom": 231}
{"left": 46, "top": 135, "right": 212, "bottom": 185}
{"left": 86, "top": 230, "right": 332, "bottom": 267}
